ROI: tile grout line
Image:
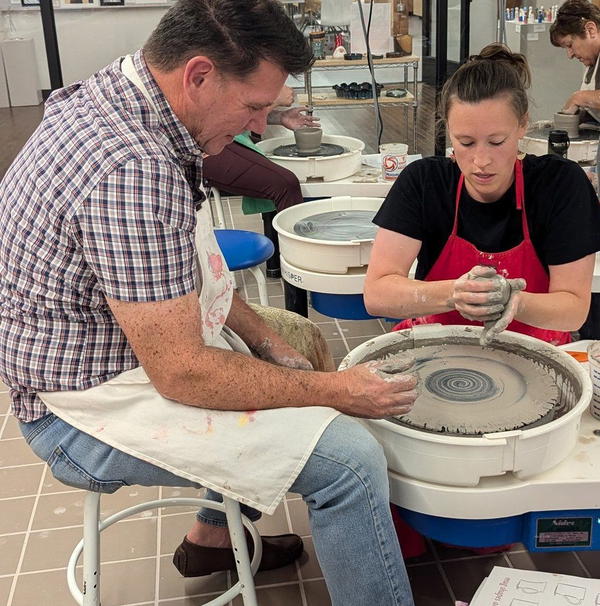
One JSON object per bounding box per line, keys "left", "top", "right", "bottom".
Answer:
{"left": 153, "top": 485, "right": 163, "bottom": 606}
{"left": 333, "top": 318, "right": 351, "bottom": 355}
{"left": 283, "top": 497, "right": 309, "bottom": 606}
{"left": 0, "top": 411, "right": 10, "bottom": 440}
{"left": 429, "top": 540, "right": 458, "bottom": 604}
{"left": 6, "top": 464, "right": 48, "bottom": 606}
{"left": 573, "top": 551, "right": 592, "bottom": 577}
{"left": 0, "top": 462, "right": 45, "bottom": 471}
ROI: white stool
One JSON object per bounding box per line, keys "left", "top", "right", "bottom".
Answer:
{"left": 67, "top": 493, "right": 262, "bottom": 606}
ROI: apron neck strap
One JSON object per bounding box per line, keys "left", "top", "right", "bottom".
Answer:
{"left": 452, "top": 159, "right": 529, "bottom": 238}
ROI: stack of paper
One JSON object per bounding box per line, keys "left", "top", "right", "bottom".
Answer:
{"left": 470, "top": 566, "right": 600, "bottom": 605}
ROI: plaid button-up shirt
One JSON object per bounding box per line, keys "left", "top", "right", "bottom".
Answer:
{"left": 0, "top": 51, "right": 206, "bottom": 421}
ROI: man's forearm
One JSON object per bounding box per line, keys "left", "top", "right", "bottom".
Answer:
{"left": 225, "top": 292, "right": 282, "bottom": 350}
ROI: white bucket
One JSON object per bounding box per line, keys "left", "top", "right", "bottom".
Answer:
{"left": 380, "top": 142, "right": 408, "bottom": 181}
{"left": 587, "top": 341, "right": 600, "bottom": 420}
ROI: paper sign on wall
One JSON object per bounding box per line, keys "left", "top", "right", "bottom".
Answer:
{"left": 350, "top": 2, "right": 394, "bottom": 55}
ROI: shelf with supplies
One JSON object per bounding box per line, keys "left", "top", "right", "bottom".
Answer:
{"left": 297, "top": 89, "right": 415, "bottom": 107}
{"left": 303, "top": 55, "right": 419, "bottom": 152}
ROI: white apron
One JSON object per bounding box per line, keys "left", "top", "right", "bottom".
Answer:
{"left": 580, "top": 54, "right": 600, "bottom": 123}
{"left": 39, "top": 55, "right": 339, "bottom": 515}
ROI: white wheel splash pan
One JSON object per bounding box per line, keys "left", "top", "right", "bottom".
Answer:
{"left": 520, "top": 120, "right": 599, "bottom": 163}
{"left": 272, "top": 196, "right": 383, "bottom": 274}
{"left": 338, "top": 324, "right": 592, "bottom": 487}
{"left": 256, "top": 134, "right": 365, "bottom": 182}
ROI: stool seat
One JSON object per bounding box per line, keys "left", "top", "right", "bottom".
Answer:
{"left": 215, "top": 229, "right": 274, "bottom": 271}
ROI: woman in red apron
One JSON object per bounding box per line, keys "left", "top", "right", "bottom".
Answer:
{"left": 365, "top": 43, "right": 600, "bottom": 344}
{"left": 364, "top": 43, "right": 600, "bottom": 557}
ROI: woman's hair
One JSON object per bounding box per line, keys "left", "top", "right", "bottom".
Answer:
{"left": 550, "top": 0, "right": 600, "bottom": 46}
{"left": 440, "top": 43, "right": 531, "bottom": 123}
{"left": 144, "top": 0, "right": 313, "bottom": 78}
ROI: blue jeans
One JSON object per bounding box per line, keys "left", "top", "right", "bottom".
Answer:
{"left": 20, "top": 413, "right": 414, "bottom": 606}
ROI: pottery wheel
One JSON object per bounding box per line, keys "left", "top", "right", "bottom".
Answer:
{"left": 293, "top": 210, "right": 377, "bottom": 241}
{"left": 527, "top": 127, "right": 600, "bottom": 142}
{"left": 390, "top": 343, "right": 559, "bottom": 435}
{"left": 271, "top": 143, "right": 346, "bottom": 157}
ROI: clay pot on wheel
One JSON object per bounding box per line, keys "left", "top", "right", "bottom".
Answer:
{"left": 553, "top": 112, "right": 579, "bottom": 139}
{"left": 294, "top": 127, "right": 323, "bottom": 154}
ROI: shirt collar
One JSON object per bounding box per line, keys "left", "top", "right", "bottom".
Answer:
{"left": 131, "top": 49, "right": 204, "bottom": 163}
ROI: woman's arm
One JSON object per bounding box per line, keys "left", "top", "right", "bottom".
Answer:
{"left": 364, "top": 229, "right": 457, "bottom": 319}
{"left": 512, "top": 255, "right": 595, "bottom": 331}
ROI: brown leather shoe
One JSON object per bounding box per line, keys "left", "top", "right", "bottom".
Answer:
{"left": 172, "top": 534, "right": 304, "bottom": 577}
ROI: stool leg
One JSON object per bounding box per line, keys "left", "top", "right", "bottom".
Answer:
{"left": 248, "top": 266, "right": 269, "bottom": 306}
{"left": 83, "top": 492, "right": 101, "bottom": 606}
{"left": 223, "top": 497, "right": 259, "bottom": 606}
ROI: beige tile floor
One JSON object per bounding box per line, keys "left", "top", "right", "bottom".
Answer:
{"left": 2, "top": 193, "right": 598, "bottom": 605}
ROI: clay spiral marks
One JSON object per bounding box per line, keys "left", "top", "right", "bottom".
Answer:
{"left": 425, "top": 368, "right": 500, "bottom": 402}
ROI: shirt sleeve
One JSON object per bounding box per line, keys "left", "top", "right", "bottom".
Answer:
{"left": 73, "top": 157, "right": 197, "bottom": 302}
{"left": 373, "top": 159, "right": 427, "bottom": 240}
{"left": 533, "top": 159, "right": 600, "bottom": 266}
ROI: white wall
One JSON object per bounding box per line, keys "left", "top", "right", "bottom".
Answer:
{"left": 0, "top": 6, "right": 167, "bottom": 89}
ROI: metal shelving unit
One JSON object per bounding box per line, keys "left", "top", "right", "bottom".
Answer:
{"left": 298, "top": 55, "right": 420, "bottom": 151}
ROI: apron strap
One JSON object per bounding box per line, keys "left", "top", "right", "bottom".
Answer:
{"left": 451, "top": 173, "right": 464, "bottom": 236}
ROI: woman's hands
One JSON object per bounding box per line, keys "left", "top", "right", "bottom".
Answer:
{"left": 337, "top": 354, "right": 418, "bottom": 419}
{"left": 449, "top": 265, "right": 526, "bottom": 344}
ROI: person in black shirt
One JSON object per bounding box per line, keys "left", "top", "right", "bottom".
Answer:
{"left": 365, "top": 43, "right": 600, "bottom": 345}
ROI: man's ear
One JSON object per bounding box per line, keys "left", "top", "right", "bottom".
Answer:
{"left": 183, "top": 56, "right": 216, "bottom": 93}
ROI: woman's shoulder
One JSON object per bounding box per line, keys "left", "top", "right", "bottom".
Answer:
{"left": 523, "top": 153, "right": 586, "bottom": 181}
{"left": 394, "top": 155, "right": 458, "bottom": 192}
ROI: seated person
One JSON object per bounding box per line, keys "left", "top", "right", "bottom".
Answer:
{"left": 364, "top": 43, "right": 600, "bottom": 555}
{"left": 0, "top": 1, "right": 419, "bottom": 604}
{"left": 203, "top": 85, "right": 318, "bottom": 276}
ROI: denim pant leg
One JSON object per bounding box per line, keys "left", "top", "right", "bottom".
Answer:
{"left": 19, "top": 413, "right": 261, "bottom": 523}
{"left": 290, "top": 415, "right": 415, "bottom": 606}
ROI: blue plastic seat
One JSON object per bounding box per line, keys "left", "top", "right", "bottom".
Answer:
{"left": 214, "top": 229, "right": 274, "bottom": 305}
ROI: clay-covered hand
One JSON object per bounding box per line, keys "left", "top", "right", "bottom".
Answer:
{"left": 480, "top": 278, "right": 526, "bottom": 346}
{"left": 337, "top": 353, "right": 418, "bottom": 419}
{"left": 251, "top": 337, "right": 313, "bottom": 370}
{"left": 451, "top": 265, "right": 511, "bottom": 322}
{"left": 279, "top": 107, "right": 321, "bottom": 131}
{"left": 562, "top": 90, "right": 593, "bottom": 114}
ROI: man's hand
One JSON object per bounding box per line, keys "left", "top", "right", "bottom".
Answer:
{"left": 450, "top": 265, "right": 510, "bottom": 322}
{"left": 337, "top": 354, "right": 418, "bottom": 419}
{"left": 279, "top": 107, "right": 321, "bottom": 131}
{"left": 251, "top": 337, "right": 313, "bottom": 370}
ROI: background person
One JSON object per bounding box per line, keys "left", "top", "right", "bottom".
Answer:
{"left": 203, "top": 84, "right": 319, "bottom": 277}
{"left": 550, "top": 0, "right": 600, "bottom": 339}
{"left": 0, "top": 1, "right": 418, "bottom": 604}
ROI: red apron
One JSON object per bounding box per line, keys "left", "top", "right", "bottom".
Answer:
{"left": 394, "top": 160, "right": 570, "bottom": 345}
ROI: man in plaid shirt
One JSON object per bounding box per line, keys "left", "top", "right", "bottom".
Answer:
{"left": 0, "top": 0, "right": 419, "bottom": 603}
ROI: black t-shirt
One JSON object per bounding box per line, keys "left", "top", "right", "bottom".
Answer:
{"left": 374, "top": 154, "right": 600, "bottom": 280}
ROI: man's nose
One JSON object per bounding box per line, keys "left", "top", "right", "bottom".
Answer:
{"left": 246, "top": 111, "right": 269, "bottom": 135}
